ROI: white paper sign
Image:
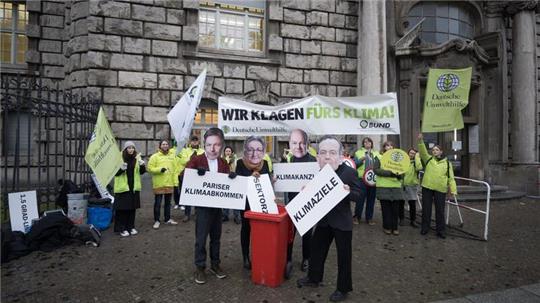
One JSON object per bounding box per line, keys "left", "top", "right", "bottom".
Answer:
{"left": 8, "top": 190, "right": 39, "bottom": 233}
{"left": 180, "top": 168, "right": 248, "bottom": 210}
{"left": 246, "top": 174, "right": 278, "bottom": 214}
{"left": 285, "top": 164, "right": 349, "bottom": 236}
{"left": 273, "top": 162, "right": 321, "bottom": 192}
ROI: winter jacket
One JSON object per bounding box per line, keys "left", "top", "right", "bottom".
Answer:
{"left": 114, "top": 153, "right": 144, "bottom": 193}
{"left": 418, "top": 140, "right": 458, "bottom": 195}
{"left": 353, "top": 148, "right": 381, "bottom": 178}
{"left": 403, "top": 154, "right": 423, "bottom": 186}
{"left": 147, "top": 149, "right": 177, "bottom": 189}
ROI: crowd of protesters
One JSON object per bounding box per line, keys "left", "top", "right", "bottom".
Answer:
{"left": 112, "top": 127, "right": 457, "bottom": 302}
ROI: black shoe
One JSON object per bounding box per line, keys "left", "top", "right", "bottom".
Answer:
{"left": 329, "top": 290, "right": 348, "bottom": 302}
{"left": 194, "top": 267, "right": 206, "bottom": 284}
{"left": 284, "top": 261, "right": 293, "bottom": 279}
{"left": 243, "top": 257, "right": 251, "bottom": 270}
{"left": 410, "top": 221, "right": 418, "bottom": 228}
{"left": 222, "top": 216, "right": 229, "bottom": 222}
{"left": 296, "top": 276, "right": 319, "bottom": 288}
{"left": 420, "top": 230, "right": 428, "bottom": 235}
{"left": 209, "top": 264, "right": 227, "bottom": 279}
{"left": 437, "top": 232, "right": 446, "bottom": 239}
{"left": 301, "top": 259, "right": 309, "bottom": 272}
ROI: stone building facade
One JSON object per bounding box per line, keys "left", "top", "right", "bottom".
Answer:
{"left": 1, "top": 0, "right": 539, "bottom": 195}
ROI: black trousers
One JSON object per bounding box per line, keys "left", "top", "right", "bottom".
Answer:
{"left": 153, "top": 194, "right": 171, "bottom": 222}
{"left": 240, "top": 210, "right": 250, "bottom": 259}
{"left": 114, "top": 209, "right": 136, "bottom": 232}
{"left": 308, "top": 225, "right": 352, "bottom": 293}
{"left": 399, "top": 200, "right": 417, "bottom": 222}
{"left": 380, "top": 200, "right": 400, "bottom": 231}
{"left": 287, "top": 227, "right": 312, "bottom": 262}
{"left": 194, "top": 207, "right": 222, "bottom": 268}
{"left": 421, "top": 187, "right": 446, "bottom": 234}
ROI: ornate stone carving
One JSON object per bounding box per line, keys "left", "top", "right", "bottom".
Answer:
{"left": 505, "top": 1, "right": 538, "bottom": 15}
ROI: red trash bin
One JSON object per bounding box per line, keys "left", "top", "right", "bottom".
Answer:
{"left": 244, "top": 205, "right": 291, "bottom": 287}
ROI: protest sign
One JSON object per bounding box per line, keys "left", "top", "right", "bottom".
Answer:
{"left": 422, "top": 67, "right": 472, "bottom": 132}
{"left": 180, "top": 168, "right": 248, "bottom": 210}
{"left": 84, "top": 107, "right": 122, "bottom": 186}
{"left": 246, "top": 174, "right": 278, "bottom": 214}
{"left": 285, "top": 164, "right": 349, "bottom": 236}
{"left": 167, "top": 69, "right": 206, "bottom": 153}
{"left": 8, "top": 191, "right": 39, "bottom": 233}
{"left": 218, "top": 93, "right": 400, "bottom": 136}
{"left": 273, "top": 162, "right": 321, "bottom": 192}
{"left": 90, "top": 173, "right": 115, "bottom": 204}
{"left": 380, "top": 149, "right": 410, "bottom": 174}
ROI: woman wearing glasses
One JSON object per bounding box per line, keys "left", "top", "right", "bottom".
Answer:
{"left": 234, "top": 136, "right": 272, "bottom": 270}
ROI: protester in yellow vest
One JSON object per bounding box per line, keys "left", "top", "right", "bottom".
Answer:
{"left": 174, "top": 136, "right": 204, "bottom": 222}
{"left": 399, "top": 148, "right": 423, "bottom": 227}
{"left": 113, "top": 141, "right": 146, "bottom": 237}
{"left": 147, "top": 140, "right": 178, "bottom": 229}
{"left": 353, "top": 137, "right": 380, "bottom": 225}
{"left": 374, "top": 141, "right": 404, "bottom": 235}
{"left": 417, "top": 133, "right": 457, "bottom": 239}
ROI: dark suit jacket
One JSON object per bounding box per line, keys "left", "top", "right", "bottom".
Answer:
{"left": 184, "top": 154, "right": 230, "bottom": 176}
{"left": 317, "top": 163, "right": 362, "bottom": 231}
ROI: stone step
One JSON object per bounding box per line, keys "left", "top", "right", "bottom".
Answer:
{"left": 455, "top": 190, "right": 526, "bottom": 202}
{"left": 456, "top": 185, "right": 508, "bottom": 194}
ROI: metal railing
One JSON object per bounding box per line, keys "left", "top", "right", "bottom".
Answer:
{"left": 1, "top": 74, "right": 101, "bottom": 222}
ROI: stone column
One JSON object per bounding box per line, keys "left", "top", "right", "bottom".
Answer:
{"left": 358, "top": 0, "right": 387, "bottom": 148}
{"left": 507, "top": 1, "right": 538, "bottom": 162}
{"left": 357, "top": 0, "right": 387, "bottom": 94}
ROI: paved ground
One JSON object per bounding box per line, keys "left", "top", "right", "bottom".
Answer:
{"left": 2, "top": 176, "right": 540, "bottom": 303}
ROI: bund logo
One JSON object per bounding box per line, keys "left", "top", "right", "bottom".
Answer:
{"left": 359, "top": 120, "right": 368, "bottom": 128}
{"left": 390, "top": 151, "right": 404, "bottom": 162}
{"left": 436, "top": 73, "right": 459, "bottom": 92}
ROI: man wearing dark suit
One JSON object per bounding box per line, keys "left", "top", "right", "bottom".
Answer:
{"left": 183, "top": 127, "right": 234, "bottom": 285}
{"left": 297, "top": 135, "right": 362, "bottom": 302}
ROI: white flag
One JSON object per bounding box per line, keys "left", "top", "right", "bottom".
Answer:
{"left": 167, "top": 69, "right": 207, "bottom": 152}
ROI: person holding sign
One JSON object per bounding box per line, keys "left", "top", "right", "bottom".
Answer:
{"left": 417, "top": 134, "right": 457, "bottom": 239}
{"left": 297, "top": 136, "right": 362, "bottom": 302}
{"left": 374, "top": 141, "right": 404, "bottom": 236}
{"left": 234, "top": 136, "right": 272, "bottom": 270}
{"left": 183, "top": 128, "right": 233, "bottom": 284}
{"left": 113, "top": 141, "right": 146, "bottom": 237}
{"left": 147, "top": 140, "right": 179, "bottom": 229}
{"left": 285, "top": 129, "right": 316, "bottom": 274}
{"left": 353, "top": 137, "right": 380, "bottom": 225}
{"left": 400, "top": 148, "right": 422, "bottom": 227}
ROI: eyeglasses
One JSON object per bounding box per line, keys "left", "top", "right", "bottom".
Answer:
{"left": 245, "top": 148, "right": 264, "bottom": 155}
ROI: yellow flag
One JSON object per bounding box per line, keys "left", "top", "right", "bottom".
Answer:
{"left": 84, "top": 107, "right": 122, "bottom": 186}
{"left": 422, "top": 67, "right": 472, "bottom": 132}
{"left": 380, "top": 149, "right": 410, "bottom": 175}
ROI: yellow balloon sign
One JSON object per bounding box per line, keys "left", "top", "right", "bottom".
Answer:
{"left": 380, "top": 149, "right": 410, "bottom": 175}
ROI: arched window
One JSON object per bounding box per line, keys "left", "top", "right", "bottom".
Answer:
{"left": 407, "top": 2, "right": 475, "bottom": 44}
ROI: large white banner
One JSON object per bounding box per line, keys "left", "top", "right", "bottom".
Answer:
{"left": 246, "top": 174, "right": 279, "bottom": 214}
{"left": 168, "top": 69, "right": 207, "bottom": 152}
{"left": 180, "top": 168, "right": 248, "bottom": 210}
{"left": 273, "top": 162, "right": 320, "bottom": 192}
{"left": 285, "top": 164, "right": 349, "bottom": 236}
{"left": 218, "top": 93, "right": 400, "bottom": 136}
{"left": 8, "top": 190, "right": 39, "bottom": 233}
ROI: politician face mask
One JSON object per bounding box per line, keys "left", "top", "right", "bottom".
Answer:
{"left": 317, "top": 139, "right": 341, "bottom": 170}
{"left": 204, "top": 135, "right": 223, "bottom": 160}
